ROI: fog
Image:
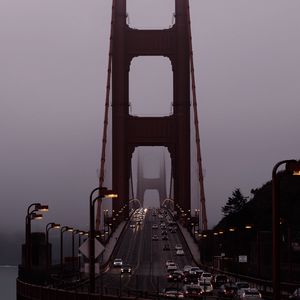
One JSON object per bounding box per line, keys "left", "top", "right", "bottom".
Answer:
{"left": 1, "top": 1, "right": 300, "bottom": 257}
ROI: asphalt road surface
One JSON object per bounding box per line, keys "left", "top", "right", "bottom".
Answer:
{"left": 99, "top": 208, "right": 197, "bottom": 295}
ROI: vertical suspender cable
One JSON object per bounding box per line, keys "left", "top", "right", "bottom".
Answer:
{"left": 96, "top": 0, "right": 116, "bottom": 231}
{"left": 130, "top": 163, "right": 135, "bottom": 200}
{"left": 186, "top": 1, "right": 208, "bottom": 230}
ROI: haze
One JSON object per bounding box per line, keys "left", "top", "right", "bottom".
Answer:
{"left": 1, "top": 0, "right": 300, "bottom": 246}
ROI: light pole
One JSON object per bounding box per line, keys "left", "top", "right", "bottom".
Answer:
{"left": 195, "top": 209, "right": 200, "bottom": 231}
{"left": 25, "top": 203, "right": 48, "bottom": 270}
{"left": 60, "top": 226, "right": 73, "bottom": 273}
{"left": 45, "top": 222, "right": 60, "bottom": 273}
{"left": 272, "top": 159, "right": 300, "bottom": 300}
{"left": 89, "top": 187, "right": 117, "bottom": 293}
{"left": 77, "top": 231, "right": 84, "bottom": 273}
{"left": 72, "top": 229, "right": 81, "bottom": 271}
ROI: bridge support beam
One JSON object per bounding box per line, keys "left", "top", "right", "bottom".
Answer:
{"left": 112, "top": 0, "right": 191, "bottom": 219}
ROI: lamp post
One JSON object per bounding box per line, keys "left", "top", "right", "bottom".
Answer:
{"left": 195, "top": 209, "right": 200, "bottom": 232}
{"left": 45, "top": 222, "right": 60, "bottom": 273}
{"left": 72, "top": 229, "right": 80, "bottom": 271}
{"left": 60, "top": 226, "right": 73, "bottom": 273}
{"left": 77, "top": 231, "right": 84, "bottom": 273}
{"left": 89, "top": 187, "right": 117, "bottom": 293}
{"left": 25, "top": 203, "right": 48, "bottom": 270}
{"left": 272, "top": 159, "right": 300, "bottom": 300}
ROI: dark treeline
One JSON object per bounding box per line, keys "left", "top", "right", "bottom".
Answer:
{"left": 215, "top": 171, "right": 300, "bottom": 232}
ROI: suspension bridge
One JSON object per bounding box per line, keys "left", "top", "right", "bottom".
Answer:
{"left": 17, "top": 1, "right": 300, "bottom": 300}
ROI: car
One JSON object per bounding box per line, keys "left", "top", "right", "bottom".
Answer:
{"left": 290, "top": 288, "right": 300, "bottom": 300}
{"left": 240, "top": 288, "right": 262, "bottom": 299}
{"left": 212, "top": 274, "right": 228, "bottom": 288}
{"left": 163, "top": 244, "right": 170, "bottom": 251}
{"left": 182, "top": 284, "right": 203, "bottom": 298}
{"left": 113, "top": 258, "right": 123, "bottom": 267}
{"left": 152, "top": 235, "right": 159, "bottom": 241}
{"left": 200, "top": 272, "right": 212, "bottom": 282}
{"left": 176, "top": 249, "right": 185, "bottom": 256}
{"left": 152, "top": 224, "right": 158, "bottom": 229}
{"left": 162, "top": 235, "right": 169, "bottom": 241}
{"left": 165, "top": 260, "right": 174, "bottom": 267}
{"left": 167, "top": 270, "right": 184, "bottom": 282}
{"left": 167, "top": 262, "right": 178, "bottom": 272}
{"left": 121, "top": 264, "right": 132, "bottom": 274}
{"left": 168, "top": 221, "right": 176, "bottom": 228}
{"left": 189, "top": 267, "right": 203, "bottom": 276}
{"left": 198, "top": 280, "right": 213, "bottom": 295}
{"left": 183, "top": 265, "right": 193, "bottom": 274}
{"left": 236, "top": 282, "right": 251, "bottom": 298}
{"left": 175, "top": 244, "right": 183, "bottom": 250}
{"left": 183, "top": 273, "right": 199, "bottom": 285}
{"left": 161, "top": 230, "right": 168, "bottom": 235}
{"left": 161, "top": 288, "right": 184, "bottom": 298}
{"left": 219, "top": 283, "right": 238, "bottom": 298}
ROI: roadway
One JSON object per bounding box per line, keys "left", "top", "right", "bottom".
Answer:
{"left": 99, "top": 208, "right": 197, "bottom": 295}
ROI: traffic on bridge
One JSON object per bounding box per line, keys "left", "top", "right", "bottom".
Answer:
{"left": 16, "top": 0, "right": 300, "bottom": 300}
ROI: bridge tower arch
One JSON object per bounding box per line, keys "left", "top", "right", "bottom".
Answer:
{"left": 136, "top": 152, "right": 167, "bottom": 207}
{"left": 112, "top": 0, "right": 190, "bottom": 219}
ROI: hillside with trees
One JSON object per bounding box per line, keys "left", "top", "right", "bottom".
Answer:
{"left": 215, "top": 172, "right": 300, "bottom": 231}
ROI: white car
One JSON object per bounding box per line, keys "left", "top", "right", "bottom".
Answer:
{"left": 113, "top": 258, "right": 123, "bottom": 267}
{"left": 200, "top": 272, "right": 212, "bottom": 282}
{"left": 152, "top": 224, "right": 158, "bottom": 229}
{"left": 167, "top": 262, "right": 178, "bottom": 272}
{"left": 240, "top": 288, "right": 262, "bottom": 299}
{"left": 176, "top": 249, "right": 185, "bottom": 256}
{"left": 175, "top": 244, "right": 183, "bottom": 250}
{"left": 165, "top": 260, "right": 174, "bottom": 267}
{"left": 152, "top": 234, "right": 159, "bottom": 241}
{"left": 162, "top": 288, "right": 184, "bottom": 298}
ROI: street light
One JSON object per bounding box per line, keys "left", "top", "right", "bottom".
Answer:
{"left": 60, "top": 226, "right": 73, "bottom": 273}
{"left": 89, "top": 187, "right": 118, "bottom": 293}
{"left": 25, "top": 203, "right": 48, "bottom": 270}
{"left": 272, "top": 159, "right": 300, "bottom": 300}
{"left": 45, "top": 222, "right": 60, "bottom": 272}
{"left": 72, "top": 229, "right": 81, "bottom": 271}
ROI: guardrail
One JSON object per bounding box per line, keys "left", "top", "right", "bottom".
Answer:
{"left": 17, "top": 279, "right": 143, "bottom": 300}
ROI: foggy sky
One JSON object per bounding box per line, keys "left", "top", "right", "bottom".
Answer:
{"left": 1, "top": 0, "right": 300, "bottom": 238}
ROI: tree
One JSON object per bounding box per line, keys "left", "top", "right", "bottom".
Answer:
{"left": 222, "top": 188, "right": 248, "bottom": 217}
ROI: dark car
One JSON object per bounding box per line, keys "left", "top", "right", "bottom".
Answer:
{"left": 162, "top": 235, "right": 169, "bottom": 241}
{"left": 120, "top": 264, "right": 132, "bottom": 274}
{"left": 183, "top": 284, "right": 203, "bottom": 298}
{"left": 212, "top": 274, "right": 228, "bottom": 288}
{"left": 219, "top": 283, "right": 238, "bottom": 298}
{"left": 168, "top": 271, "right": 184, "bottom": 282}
{"left": 163, "top": 244, "right": 170, "bottom": 251}
{"left": 183, "top": 273, "right": 199, "bottom": 285}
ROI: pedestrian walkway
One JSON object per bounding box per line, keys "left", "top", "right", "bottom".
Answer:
{"left": 177, "top": 222, "right": 201, "bottom": 265}
{"left": 102, "top": 221, "right": 127, "bottom": 265}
